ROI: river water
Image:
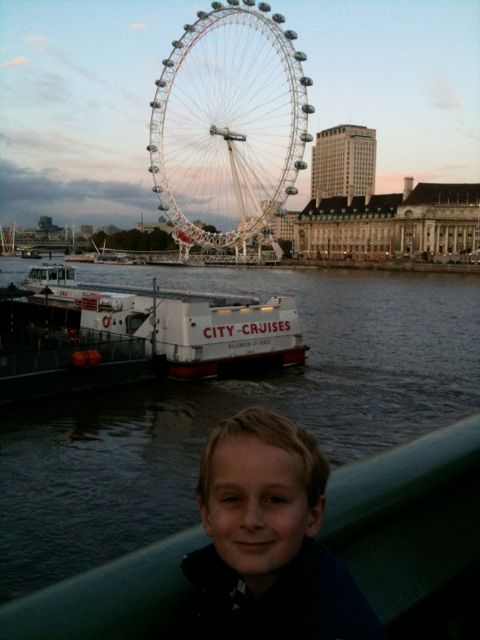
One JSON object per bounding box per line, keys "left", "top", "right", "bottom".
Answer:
{"left": 1, "top": 256, "right": 479, "bottom": 603}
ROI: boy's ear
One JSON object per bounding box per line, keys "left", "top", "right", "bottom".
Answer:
{"left": 198, "top": 496, "right": 214, "bottom": 537}
{"left": 305, "top": 495, "right": 326, "bottom": 538}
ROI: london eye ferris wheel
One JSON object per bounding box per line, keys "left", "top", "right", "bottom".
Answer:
{"left": 147, "top": 0, "right": 314, "bottom": 250}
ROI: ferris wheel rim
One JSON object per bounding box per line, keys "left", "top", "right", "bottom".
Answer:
{"left": 147, "top": 2, "right": 313, "bottom": 248}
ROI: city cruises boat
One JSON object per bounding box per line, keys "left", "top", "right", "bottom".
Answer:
{"left": 19, "top": 264, "right": 308, "bottom": 379}
{"left": 77, "top": 287, "right": 307, "bottom": 378}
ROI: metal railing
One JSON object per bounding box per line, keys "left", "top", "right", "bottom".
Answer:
{"left": 0, "top": 328, "right": 146, "bottom": 378}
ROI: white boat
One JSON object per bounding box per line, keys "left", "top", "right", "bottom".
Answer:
{"left": 93, "top": 253, "right": 135, "bottom": 265}
{"left": 64, "top": 253, "right": 97, "bottom": 263}
{"left": 23, "top": 264, "right": 79, "bottom": 303}
{"left": 20, "top": 264, "right": 308, "bottom": 379}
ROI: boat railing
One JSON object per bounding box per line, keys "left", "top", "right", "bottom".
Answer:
{"left": 0, "top": 328, "right": 146, "bottom": 378}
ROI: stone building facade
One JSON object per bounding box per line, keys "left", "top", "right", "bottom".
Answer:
{"left": 294, "top": 181, "right": 480, "bottom": 261}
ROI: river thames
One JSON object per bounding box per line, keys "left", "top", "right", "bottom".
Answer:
{"left": 1, "top": 257, "right": 479, "bottom": 603}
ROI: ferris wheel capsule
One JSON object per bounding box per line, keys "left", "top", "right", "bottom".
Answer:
{"left": 197, "top": 10, "right": 208, "bottom": 18}
{"left": 272, "top": 13, "right": 285, "bottom": 23}
{"left": 300, "top": 132, "right": 313, "bottom": 142}
{"left": 258, "top": 3, "right": 271, "bottom": 11}
{"left": 294, "top": 51, "right": 307, "bottom": 61}
{"left": 227, "top": 0, "right": 240, "bottom": 5}
{"left": 302, "top": 104, "right": 315, "bottom": 114}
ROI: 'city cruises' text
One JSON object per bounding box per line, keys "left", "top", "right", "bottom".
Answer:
{"left": 203, "top": 321, "right": 292, "bottom": 339}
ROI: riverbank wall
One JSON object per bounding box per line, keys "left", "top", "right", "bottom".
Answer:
{"left": 281, "top": 258, "right": 480, "bottom": 274}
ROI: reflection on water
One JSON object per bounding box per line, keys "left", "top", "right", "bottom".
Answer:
{"left": 1, "top": 257, "right": 479, "bottom": 602}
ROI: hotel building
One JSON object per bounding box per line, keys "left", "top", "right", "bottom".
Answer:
{"left": 311, "top": 124, "right": 377, "bottom": 201}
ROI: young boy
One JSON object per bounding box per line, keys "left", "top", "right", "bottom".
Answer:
{"left": 181, "top": 406, "right": 387, "bottom": 639}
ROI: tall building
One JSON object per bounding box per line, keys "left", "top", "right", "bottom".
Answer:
{"left": 311, "top": 124, "right": 377, "bottom": 202}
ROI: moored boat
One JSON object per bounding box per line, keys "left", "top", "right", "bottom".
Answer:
{"left": 18, "top": 264, "right": 308, "bottom": 379}
{"left": 64, "top": 253, "right": 97, "bottom": 263}
{"left": 21, "top": 249, "right": 42, "bottom": 259}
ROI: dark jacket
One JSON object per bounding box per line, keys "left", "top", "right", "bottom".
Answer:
{"left": 180, "top": 538, "right": 388, "bottom": 639}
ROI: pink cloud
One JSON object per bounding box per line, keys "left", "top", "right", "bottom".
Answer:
{"left": 0, "top": 56, "right": 29, "bottom": 69}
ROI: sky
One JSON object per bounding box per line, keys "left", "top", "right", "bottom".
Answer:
{"left": 1, "top": 0, "right": 479, "bottom": 230}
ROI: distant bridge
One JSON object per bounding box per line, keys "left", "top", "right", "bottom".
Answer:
{"left": 16, "top": 240, "right": 90, "bottom": 252}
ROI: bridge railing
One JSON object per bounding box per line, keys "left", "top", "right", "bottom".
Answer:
{"left": 0, "top": 412, "right": 479, "bottom": 639}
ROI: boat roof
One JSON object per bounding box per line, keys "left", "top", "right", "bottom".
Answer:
{"left": 79, "top": 281, "right": 259, "bottom": 306}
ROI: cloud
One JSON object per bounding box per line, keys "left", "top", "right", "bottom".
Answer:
{"left": 0, "top": 160, "right": 155, "bottom": 227}
{"left": 455, "top": 122, "right": 480, "bottom": 142}
{"left": 428, "top": 77, "right": 462, "bottom": 111}
{"left": 128, "top": 23, "right": 146, "bottom": 31}
{"left": 0, "top": 56, "right": 30, "bottom": 69}
{"left": 1, "top": 129, "right": 113, "bottom": 162}
{"left": 30, "top": 72, "right": 72, "bottom": 103}
{"left": 24, "top": 34, "right": 101, "bottom": 82}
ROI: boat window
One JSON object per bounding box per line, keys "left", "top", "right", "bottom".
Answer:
{"left": 127, "top": 315, "right": 146, "bottom": 333}
{"left": 58, "top": 269, "right": 65, "bottom": 280}
{"left": 66, "top": 270, "right": 75, "bottom": 280}
{"left": 49, "top": 271, "right": 58, "bottom": 280}
{"left": 40, "top": 270, "right": 48, "bottom": 280}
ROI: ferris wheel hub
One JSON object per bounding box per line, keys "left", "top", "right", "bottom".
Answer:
{"left": 210, "top": 125, "right": 247, "bottom": 142}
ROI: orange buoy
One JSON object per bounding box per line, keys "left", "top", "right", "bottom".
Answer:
{"left": 85, "top": 349, "right": 101, "bottom": 366}
{"left": 72, "top": 351, "right": 86, "bottom": 367}
{"left": 102, "top": 316, "right": 111, "bottom": 328}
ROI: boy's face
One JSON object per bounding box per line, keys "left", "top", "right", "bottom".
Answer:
{"left": 199, "top": 433, "right": 325, "bottom": 596}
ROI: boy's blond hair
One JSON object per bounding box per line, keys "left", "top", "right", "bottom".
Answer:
{"left": 197, "top": 406, "right": 331, "bottom": 507}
